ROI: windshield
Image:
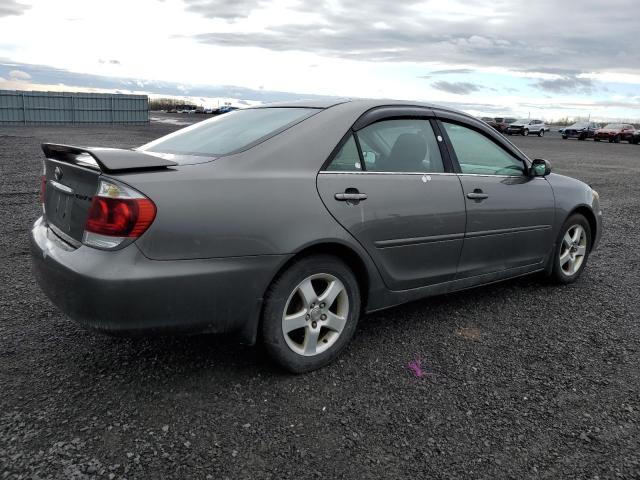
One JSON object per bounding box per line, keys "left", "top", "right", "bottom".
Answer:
{"left": 140, "top": 107, "right": 318, "bottom": 158}
{"left": 603, "top": 124, "right": 623, "bottom": 129}
{"left": 569, "top": 123, "right": 588, "bottom": 128}
{"left": 514, "top": 119, "right": 529, "bottom": 123}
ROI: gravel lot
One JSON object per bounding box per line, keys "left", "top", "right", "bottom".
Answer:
{"left": 1, "top": 115, "right": 639, "bottom": 479}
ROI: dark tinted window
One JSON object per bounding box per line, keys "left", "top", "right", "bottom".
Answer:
{"left": 356, "top": 119, "right": 444, "bottom": 173}
{"left": 140, "top": 108, "right": 316, "bottom": 158}
{"left": 443, "top": 122, "right": 524, "bottom": 176}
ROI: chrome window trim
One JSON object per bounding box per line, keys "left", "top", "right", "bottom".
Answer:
{"left": 318, "top": 171, "right": 457, "bottom": 176}
{"left": 456, "top": 173, "right": 525, "bottom": 178}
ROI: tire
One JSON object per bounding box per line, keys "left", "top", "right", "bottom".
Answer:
{"left": 550, "top": 214, "right": 592, "bottom": 284}
{"left": 578, "top": 134, "right": 586, "bottom": 141}
{"left": 614, "top": 135, "right": 621, "bottom": 143}
{"left": 261, "top": 254, "right": 361, "bottom": 373}
{"left": 594, "top": 138, "right": 600, "bottom": 142}
{"left": 562, "top": 135, "right": 568, "bottom": 140}
{"left": 608, "top": 137, "right": 614, "bottom": 143}
{"left": 522, "top": 129, "right": 529, "bottom": 136}
{"left": 538, "top": 129, "right": 545, "bottom": 137}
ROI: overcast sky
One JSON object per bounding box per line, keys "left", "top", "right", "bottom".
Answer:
{"left": 0, "top": 0, "right": 639, "bottom": 119}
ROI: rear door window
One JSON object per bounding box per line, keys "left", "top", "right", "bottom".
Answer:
{"left": 326, "top": 135, "right": 362, "bottom": 172}
{"left": 356, "top": 119, "right": 444, "bottom": 173}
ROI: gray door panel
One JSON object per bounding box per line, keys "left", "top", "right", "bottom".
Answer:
{"left": 317, "top": 173, "right": 466, "bottom": 290}
{"left": 456, "top": 175, "right": 555, "bottom": 277}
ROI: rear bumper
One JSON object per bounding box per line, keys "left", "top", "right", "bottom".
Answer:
{"left": 30, "top": 217, "right": 288, "bottom": 342}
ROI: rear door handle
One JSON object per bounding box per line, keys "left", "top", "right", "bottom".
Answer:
{"left": 335, "top": 192, "right": 368, "bottom": 201}
{"left": 466, "top": 190, "right": 489, "bottom": 201}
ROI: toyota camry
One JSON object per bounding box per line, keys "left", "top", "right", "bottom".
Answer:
{"left": 31, "top": 99, "right": 602, "bottom": 373}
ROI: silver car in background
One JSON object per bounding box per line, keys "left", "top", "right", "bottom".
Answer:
{"left": 506, "top": 119, "right": 548, "bottom": 136}
{"left": 31, "top": 99, "right": 602, "bottom": 373}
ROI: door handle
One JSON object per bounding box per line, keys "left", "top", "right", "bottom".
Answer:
{"left": 466, "top": 189, "right": 489, "bottom": 201}
{"left": 335, "top": 192, "right": 368, "bottom": 201}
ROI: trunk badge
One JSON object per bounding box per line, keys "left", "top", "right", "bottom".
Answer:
{"left": 54, "top": 166, "right": 63, "bottom": 181}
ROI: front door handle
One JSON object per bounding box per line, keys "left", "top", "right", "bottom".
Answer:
{"left": 466, "top": 189, "right": 489, "bottom": 201}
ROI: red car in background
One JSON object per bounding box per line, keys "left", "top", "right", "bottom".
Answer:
{"left": 594, "top": 124, "right": 636, "bottom": 143}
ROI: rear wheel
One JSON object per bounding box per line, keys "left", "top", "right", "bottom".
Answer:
{"left": 550, "top": 214, "right": 591, "bottom": 284}
{"left": 562, "top": 135, "right": 568, "bottom": 140}
{"left": 261, "top": 255, "right": 361, "bottom": 373}
{"left": 614, "top": 135, "right": 621, "bottom": 143}
{"left": 538, "top": 129, "right": 545, "bottom": 137}
{"left": 523, "top": 128, "right": 529, "bottom": 136}
{"left": 594, "top": 138, "right": 600, "bottom": 142}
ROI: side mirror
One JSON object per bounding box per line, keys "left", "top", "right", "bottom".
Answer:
{"left": 530, "top": 158, "right": 551, "bottom": 177}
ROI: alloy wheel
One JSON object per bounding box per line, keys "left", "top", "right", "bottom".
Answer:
{"left": 559, "top": 224, "right": 587, "bottom": 276}
{"left": 281, "top": 273, "right": 349, "bottom": 356}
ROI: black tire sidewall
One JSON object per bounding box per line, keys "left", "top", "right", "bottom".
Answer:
{"left": 261, "top": 255, "right": 361, "bottom": 373}
{"left": 552, "top": 214, "right": 592, "bottom": 284}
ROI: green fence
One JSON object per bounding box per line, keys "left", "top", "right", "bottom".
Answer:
{"left": 0, "top": 90, "right": 149, "bottom": 125}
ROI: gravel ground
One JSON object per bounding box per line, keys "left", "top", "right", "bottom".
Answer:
{"left": 1, "top": 116, "right": 639, "bottom": 479}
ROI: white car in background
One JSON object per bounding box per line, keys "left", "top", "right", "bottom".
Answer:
{"left": 506, "top": 119, "right": 549, "bottom": 137}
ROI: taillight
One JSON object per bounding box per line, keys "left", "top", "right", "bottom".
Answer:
{"left": 83, "top": 179, "right": 156, "bottom": 250}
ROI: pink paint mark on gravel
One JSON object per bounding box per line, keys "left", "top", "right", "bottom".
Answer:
{"left": 408, "top": 358, "right": 434, "bottom": 378}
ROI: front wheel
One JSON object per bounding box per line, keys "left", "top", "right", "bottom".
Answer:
{"left": 550, "top": 214, "right": 591, "bottom": 284}
{"left": 261, "top": 255, "right": 361, "bottom": 373}
{"left": 522, "top": 128, "right": 529, "bottom": 136}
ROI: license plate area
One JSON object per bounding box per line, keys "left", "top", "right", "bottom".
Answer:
{"left": 47, "top": 186, "right": 74, "bottom": 234}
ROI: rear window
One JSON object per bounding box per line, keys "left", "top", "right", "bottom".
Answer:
{"left": 140, "top": 107, "right": 317, "bottom": 157}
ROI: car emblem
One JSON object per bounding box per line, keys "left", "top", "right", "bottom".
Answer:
{"left": 54, "top": 166, "right": 63, "bottom": 181}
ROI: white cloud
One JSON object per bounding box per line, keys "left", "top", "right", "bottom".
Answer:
{"left": 9, "top": 69, "right": 31, "bottom": 80}
{"left": 0, "top": 0, "right": 637, "bottom": 120}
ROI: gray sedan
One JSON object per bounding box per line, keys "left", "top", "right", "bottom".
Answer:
{"left": 31, "top": 99, "right": 602, "bottom": 373}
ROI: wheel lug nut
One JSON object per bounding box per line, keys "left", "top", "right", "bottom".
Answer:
{"left": 312, "top": 321, "right": 317, "bottom": 328}
{"left": 306, "top": 314, "right": 310, "bottom": 320}
{"left": 320, "top": 303, "right": 325, "bottom": 308}
{"left": 321, "top": 314, "right": 327, "bottom": 320}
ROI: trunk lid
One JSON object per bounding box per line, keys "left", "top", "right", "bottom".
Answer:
{"left": 41, "top": 143, "right": 177, "bottom": 245}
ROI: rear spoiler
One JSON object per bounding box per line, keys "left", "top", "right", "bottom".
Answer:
{"left": 41, "top": 143, "right": 177, "bottom": 173}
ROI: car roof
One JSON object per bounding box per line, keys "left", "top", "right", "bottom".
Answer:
{"left": 253, "top": 98, "right": 475, "bottom": 120}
